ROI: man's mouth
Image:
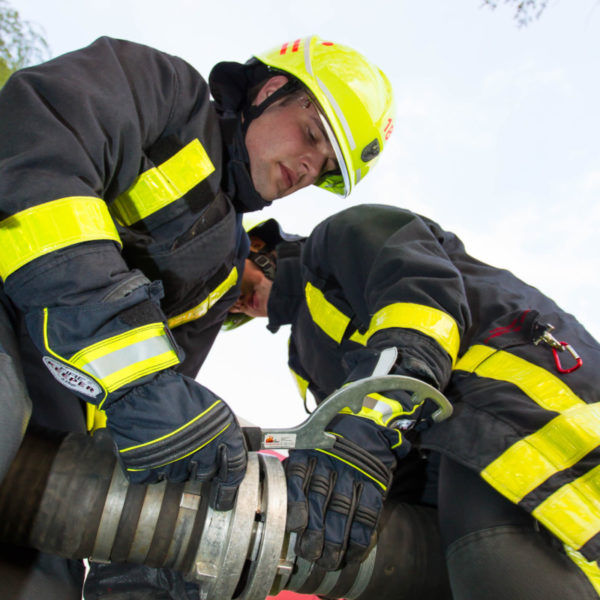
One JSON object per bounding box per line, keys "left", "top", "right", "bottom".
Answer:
{"left": 280, "top": 164, "right": 296, "bottom": 189}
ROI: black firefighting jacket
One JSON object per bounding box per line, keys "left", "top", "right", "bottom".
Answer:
{"left": 267, "top": 204, "right": 600, "bottom": 567}
{"left": 0, "top": 37, "right": 265, "bottom": 417}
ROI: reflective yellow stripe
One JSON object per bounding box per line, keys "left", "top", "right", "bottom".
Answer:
{"left": 340, "top": 392, "right": 419, "bottom": 426}
{"left": 455, "top": 345, "right": 583, "bottom": 413}
{"left": 121, "top": 399, "right": 221, "bottom": 452}
{"left": 126, "top": 423, "right": 231, "bottom": 471}
{"left": 0, "top": 196, "right": 121, "bottom": 280}
{"left": 564, "top": 545, "right": 600, "bottom": 596}
{"left": 304, "top": 283, "right": 460, "bottom": 362}
{"left": 168, "top": 266, "right": 238, "bottom": 329}
{"left": 290, "top": 367, "right": 309, "bottom": 402}
{"left": 350, "top": 303, "right": 461, "bottom": 365}
{"left": 110, "top": 139, "right": 215, "bottom": 226}
{"left": 457, "top": 344, "right": 600, "bottom": 551}
{"left": 533, "top": 464, "right": 600, "bottom": 551}
{"left": 305, "top": 282, "right": 350, "bottom": 343}
{"left": 316, "top": 447, "right": 388, "bottom": 491}
{"left": 482, "top": 403, "right": 600, "bottom": 502}
{"left": 69, "top": 322, "right": 180, "bottom": 397}
{"left": 86, "top": 404, "right": 107, "bottom": 433}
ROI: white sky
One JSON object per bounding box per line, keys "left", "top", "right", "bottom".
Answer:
{"left": 14, "top": 0, "right": 600, "bottom": 427}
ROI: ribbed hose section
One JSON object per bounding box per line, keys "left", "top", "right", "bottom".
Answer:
{"left": 0, "top": 428, "right": 451, "bottom": 600}
{"left": 0, "top": 428, "right": 210, "bottom": 576}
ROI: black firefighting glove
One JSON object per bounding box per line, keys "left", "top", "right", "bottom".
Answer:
{"left": 105, "top": 370, "right": 247, "bottom": 511}
{"left": 285, "top": 413, "right": 409, "bottom": 570}
{"left": 22, "top": 273, "right": 247, "bottom": 512}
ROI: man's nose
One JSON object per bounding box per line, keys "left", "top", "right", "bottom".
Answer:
{"left": 300, "top": 148, "right": 325, "bottom": 181}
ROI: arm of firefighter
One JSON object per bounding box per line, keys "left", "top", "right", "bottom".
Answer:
{"left": 0, "top": 39, "right": 246, "bottom": 507}
{"left": 303, "top": 205, "right": 470, "bottom": 428}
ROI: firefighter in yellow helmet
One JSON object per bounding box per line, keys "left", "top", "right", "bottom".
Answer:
{"left": 0, "top": 36, "right": 393, "bottom": 600}
{"left": 211, "top": 35, "right": 394, "bottom": 199}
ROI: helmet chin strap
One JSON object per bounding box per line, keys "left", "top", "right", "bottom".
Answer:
{"left": 241, "top": 78, "right": 302, "bottom": 135}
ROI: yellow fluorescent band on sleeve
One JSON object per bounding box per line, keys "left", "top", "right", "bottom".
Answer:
{"left": 168, "top": 266, "right": 238, "bottom": 329}
{"left": 305, "top": 282, "right": 351, "bottom": 343}
{"left": 111, "top": 139, "right": 215, "bottom": 225}
{"left": 290, "top": 368, "right": 309, "bottom": 401}
{"left": 0, "top": 196, "right": 121, "bottom": 280}
{"left": 349, "top": 303, "right": 460, "bottom": 365}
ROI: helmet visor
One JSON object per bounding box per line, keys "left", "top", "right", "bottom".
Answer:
{"left": 315, "top": 109, "right": 350, "bottom": 197}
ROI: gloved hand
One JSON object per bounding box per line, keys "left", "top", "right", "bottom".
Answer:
{"left": 105, "top": 370, "right": 247, "bottom": 511}
{"left": 285, "top": 414, "right": 409, "bottom": 570}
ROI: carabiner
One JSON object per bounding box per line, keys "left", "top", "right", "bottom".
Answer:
{"left": 552, "top": 342, "right": 583, "bottom": 374}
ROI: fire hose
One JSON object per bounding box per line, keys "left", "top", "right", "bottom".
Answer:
{"left": 0, "top": 376, "right": 452, "bottom": 599}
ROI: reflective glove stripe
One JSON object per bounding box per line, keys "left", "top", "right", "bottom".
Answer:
{"left": 457, "top": 344, "right": 600, "bottom": 555}
{"left": 119, "top": 399, "right": 232, "bottom": 471}
{"left": 86, "top": 405, "right": 107, "bottom": 433}
{"left": 68, "top": 322, "right": 180, "bottom": 397}
{"left": 43, "top": 309, "right": 179, "bottom": 405}
{"left": 316, "top": 435, "right": 392, "bottom": 492}
{"left": 167, "top": 266, "right": 238, "bottom": 329}
{"left": 110, "top": 139, "right": 215, "bottom": 226}
{"left": 340, "top": 392, "right": 421, "bottom": 427}
{"left": 304, "top": 282, "right": 460, "bottom": 364}
{"left": 0, "top": 196, "right": 121, "bottom": 280}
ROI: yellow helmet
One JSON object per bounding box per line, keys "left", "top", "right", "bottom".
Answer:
{"left": 255, "top": 35, "right": 395, "bottom": 197}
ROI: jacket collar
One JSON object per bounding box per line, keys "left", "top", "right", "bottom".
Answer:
{"left": 267, "top": 252, "right": 304, "bottom": 332}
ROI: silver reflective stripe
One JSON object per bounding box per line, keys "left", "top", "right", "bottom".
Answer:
{"left": 362, "top": 396, "right": 398, "bottom": 420}
{"left": 318, "top": 110, "right": 351, "bottom": 197}
{"left": 303, "top": 35, "right": 314, "bottom": 76}
{"left": 316, "top": 75, "right": 356, "bottom": 151}
{"left": 81, "top": 335, "right": 173, "bottom": 381}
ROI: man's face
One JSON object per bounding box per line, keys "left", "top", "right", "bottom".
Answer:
{"left": 245, "top": 76, "right": 338, "bottom": 202}
{"left": 230, "top": 258, "right": 272, "bottom": 318}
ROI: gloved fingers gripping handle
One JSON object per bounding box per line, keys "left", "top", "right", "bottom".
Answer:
{"left": 285, "top": 423, "right": 395, "bottom": 570}
{"left": 209, "top": 441, "right": 248, "bottom": 511}
{"left": 116, "top": 400, "right": 233, "bottom": 471}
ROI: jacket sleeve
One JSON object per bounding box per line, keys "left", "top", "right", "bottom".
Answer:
{"left": 303, "top": 204, "right": 471, "bottom": 396}
{"left": 0, "top": 37, "right": 217, "bottom": 406}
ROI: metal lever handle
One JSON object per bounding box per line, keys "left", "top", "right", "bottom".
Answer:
{"left": 253, "top": 374, "right": 453, "bottom": 451}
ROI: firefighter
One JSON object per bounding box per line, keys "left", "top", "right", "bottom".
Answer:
{"left": 0, "top": 36, "right": 394, "bottom": 599}
{"left": 229, "top": 206, "right": 600, "bottom": 599}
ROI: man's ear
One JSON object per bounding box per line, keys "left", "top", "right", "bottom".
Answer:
{"left": 249, "top": 235, "right": 266, "bottom": 252}
{"left": 252, "top": 75, "right": 289, "bottom": 106}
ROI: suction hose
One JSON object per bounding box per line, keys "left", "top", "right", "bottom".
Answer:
{"left": 0, "top": 428, "right": 451, "bottom": 599}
